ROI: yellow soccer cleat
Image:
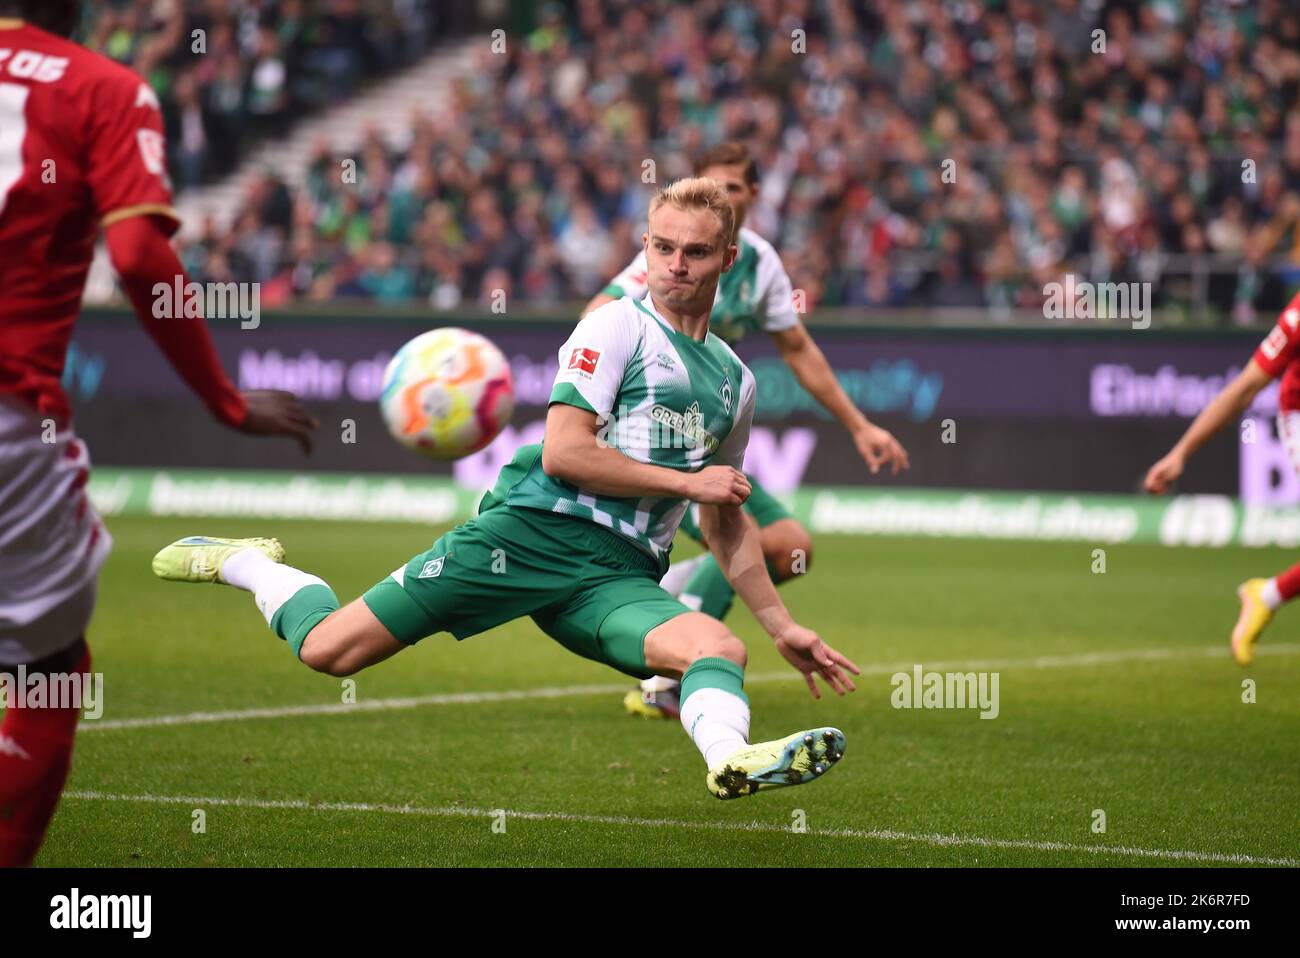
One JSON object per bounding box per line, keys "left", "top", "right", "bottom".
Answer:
{"left": 706, "top": 727, "right": 846, "bottom": 800}
{"left": 1231, "top": 578, "right": 1274, "bottom": 667}
{"left": 152, "top": 536, "right": 284, "bottom": 584}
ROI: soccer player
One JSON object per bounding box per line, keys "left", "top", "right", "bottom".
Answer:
{"left": 1144, "top": 290, "right": 1300, "bottom": 665}
{"left": 0, "top": 1, "right": 316, "bottom": 867}
{"left": 154, "top": 178, "right": 860, "bottom": 800}
{"left": 582, "top": 142, "right": 908, "bottom": 719}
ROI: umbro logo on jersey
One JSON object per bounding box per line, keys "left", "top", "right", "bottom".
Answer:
{"left": 568, "top": 347, "right": 600, "bottom": 375}
{"left": 418, "top": 556, "right": 445, "bottom": 578}
{"left": 720, "top": 376, "right": 733, "bottom": 414}
{"left": 655, "top": 352, "right": 676, "bottom": 370}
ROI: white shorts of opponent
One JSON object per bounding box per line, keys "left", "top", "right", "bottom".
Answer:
{"left": 0, "top": 396, "right": 111, "bottom": 665}
{"left": 1279, "top": 411, "right": 1300, "bottom": 477}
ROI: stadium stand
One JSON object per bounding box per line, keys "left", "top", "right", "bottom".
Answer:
{"left": 92, "top": 0, "right": 1300, "bottom": 320}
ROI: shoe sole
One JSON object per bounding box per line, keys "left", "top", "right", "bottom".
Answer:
{"left": 708, "top": 727, "right": 846, "bottom": 800}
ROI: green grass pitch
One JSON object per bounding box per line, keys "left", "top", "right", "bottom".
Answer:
{"left": 30, "top": 515, "right": 1300, "bottom": 867}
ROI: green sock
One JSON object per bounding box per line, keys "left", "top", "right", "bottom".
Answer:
{"left": 269, "top": 584, "right": 339, "bottom": 660}
{"left": 680, "top": 656, "right": 748, "bottom": 706}
{"left": 682, "top": 555, "right": 738, "bottom": 620}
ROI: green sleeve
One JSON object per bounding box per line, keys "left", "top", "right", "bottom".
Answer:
{"left": 548, "top": 381, "right": 598, "bottom": 414}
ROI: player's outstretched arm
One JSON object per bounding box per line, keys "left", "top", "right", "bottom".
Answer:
{"left": 105, "top": 215, "right": 319, "bottom": 453}
{"left": 1144, "top": 360, "right": 1272, "bottom": 494}
{"left": 542, "top": 403, "right": 750, "bottom": 500}
{"left": 698, "top": 501, "right": 860, "bottom": 698}
{"left": 769, "top": 323, "right": 909, "bottom": 475}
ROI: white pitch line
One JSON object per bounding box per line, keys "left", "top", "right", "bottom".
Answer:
{"left": 62, "top": 790, "right": 1299, "bottom": 867}
{"left": 81, "top": 683, "right": 630, "bottom": 732}
{"left": 81, "top": 642, "right": 1300, "bottom": 733}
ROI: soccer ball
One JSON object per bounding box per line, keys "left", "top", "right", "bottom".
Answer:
{"left": 379, "top": 328, "right": 515, "bottom": 460}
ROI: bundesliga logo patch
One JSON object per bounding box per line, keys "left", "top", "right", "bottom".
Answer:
{"left": 568, "top": 347, "right": 600, "bottom": 375}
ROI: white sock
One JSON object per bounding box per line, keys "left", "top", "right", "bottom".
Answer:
{"left": 220, "top": 549, "right": 328, "bottom": 626}
{"left": 219, "top": 548, "right": 277, "bottom": 590}
{"left": 640, "top": 674, "right": 680, "bottom": 693}
{"left": 1262, "top": 578, "right": 1284, "bottom": 610}
{"left": 680, "top": 687, "right": 750, "bottom": 768}
{"left": 659, "top": 554, "right": 705, "bottom": 598}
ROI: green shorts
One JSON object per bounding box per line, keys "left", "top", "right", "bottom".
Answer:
{"left": 361, "top": 504, "right": 688, "bottom": 679}
{"left": 676, "top": 474, "right": 794, "bottom": 543}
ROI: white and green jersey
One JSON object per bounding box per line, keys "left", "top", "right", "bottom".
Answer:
{"left": 601, "top": 225, "right": 799, "bottom": 345}
{"left": 484, "top": 293, "right": 757, "bottom": 562}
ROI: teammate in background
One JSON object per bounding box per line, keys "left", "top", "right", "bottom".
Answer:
{"left": 1144, "top": 291, "right": 1300, "bottom": 665}
{"left": 154, "top": 179, "right": 859, "bottom": 800}
{"left": 582, "top": 142, "right": 908, "bottom": 719}
{"left": 0, "top": 1, "right": 316, "bottom": 867}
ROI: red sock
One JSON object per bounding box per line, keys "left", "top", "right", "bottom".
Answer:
{"left": 0, "top": 647, "right": 89, "bottom": 867}
{"left": 1275, "top": 561, "right": 1300, "bottom": 603}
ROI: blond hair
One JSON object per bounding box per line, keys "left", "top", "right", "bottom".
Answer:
{"left": 648, "top": 177, "right": 735, "bottom": 247}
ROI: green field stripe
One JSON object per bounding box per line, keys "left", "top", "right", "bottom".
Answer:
{"left": 62, "top": 790, "right": 1300, "bottom": 867}
{"left": 79, "top": 643, "right": 1300, "bottom": 732}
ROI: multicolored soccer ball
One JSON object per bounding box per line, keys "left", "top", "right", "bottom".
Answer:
{"left": 379, "top": 328, "right": 515, "bottom": 460}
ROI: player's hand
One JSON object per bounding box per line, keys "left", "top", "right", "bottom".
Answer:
{"left": 687, "top": 465, "right": 751, "bottom": 504}
{"left": 1143, "top": 450, "right": 1185, "bottom": 495}
{"left": 854, "top": 424, "right": 909, "bottom": 475}
{"left": 772, "top": 623, "right": 861, "bottom": 699}
{"left": 238, "top": 389, "right": 319, "bottom": 454}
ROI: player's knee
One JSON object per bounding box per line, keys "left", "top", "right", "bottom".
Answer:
{"left": 693, "top": 630, "right": 747, "bottom": 669}
{"left": 762, "top": 521, "right": 813, "bottom": 582}
{"left": 720, "top": 633, "right": 748, "bottom": 668}
{"left": 646, "top": 613, "right": 747, "bottom": 675}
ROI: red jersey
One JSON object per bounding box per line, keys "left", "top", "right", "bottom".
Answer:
{"left": 1252, "top": 291, "right": 1300, "bottom": 412}
{"left": 0, "top": 18, "right": 194, "bottom": 422}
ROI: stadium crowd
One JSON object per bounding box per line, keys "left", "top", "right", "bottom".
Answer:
{"left": 83, "top": 0, "right": 442, "bottom": 187}
{"left": 106, "top": 0, "right": 1300, "bottom": 319}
